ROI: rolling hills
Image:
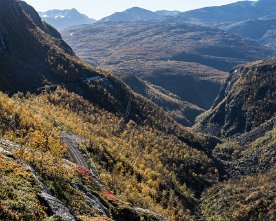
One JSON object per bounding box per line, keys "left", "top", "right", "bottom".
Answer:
{"left": 62, "top": 21, "right": 274, "bottom": 72}
{"left": 176, "top": 0, "right": 276, "bottom": 50}
{"left": 62, "top": 20, "right": 274, "bottom": 125}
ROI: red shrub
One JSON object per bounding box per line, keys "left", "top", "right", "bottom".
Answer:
{"left": 76, "top": 166, "right": 90, "bottom": 177}
{"left": 102, "top": 190, "right": 117, "bottom": 200}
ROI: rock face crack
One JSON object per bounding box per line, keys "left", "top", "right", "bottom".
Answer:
{"left": 0, "top": 33, "right": 8, "bottom": 53}
{"left": 0, "top": 35, "right": 5, "bottom": 52}
{"left": 75, "top": 184, "right": 110, "bottom": 217}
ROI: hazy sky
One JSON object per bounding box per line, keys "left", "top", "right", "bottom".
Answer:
{"left": 24, "top": 0, "right": 251, "bottom": 20}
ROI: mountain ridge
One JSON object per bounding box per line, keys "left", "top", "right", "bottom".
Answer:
{"left": 100, "top": 7, "right": 179, "bottom": 22}
{"left": 39, "top": 8, "right": 96, "bottom": 31}
{"left": 224, "top": 18, "right": 276, "bottom": 49}
{"left": 178, "top": 0, "right": 276, "bottom": 25}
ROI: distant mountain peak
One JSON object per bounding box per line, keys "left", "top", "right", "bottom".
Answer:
{"left": 100, "top": 7, "right": 156, "bottom": 22}
{"left": 67, "top": 8, "right": 82, "bottom": 15}
{"left": 39, "top": 8, "right": 96, "bottom": 30}
{"left": 100, "top": 7, "right": 180, "bottom": 22}
{"left": 70, "top": 8, "right": 78, "bottom": 12}
{"left": 127, "top": 6, "right": 151, "bottom": 11}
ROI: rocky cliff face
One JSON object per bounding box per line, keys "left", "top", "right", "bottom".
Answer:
{"left": 213, "top": 116, "right": 275, "bottom": 178}
{"left": 196, "top": 57, "right": 276, "bottom": 137}
{"left": 195, "top": 56, "right": 275, "bottom": 221}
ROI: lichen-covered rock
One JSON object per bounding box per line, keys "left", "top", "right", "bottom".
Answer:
{"left": 39, "top": 192, "right": 77, "bottom": 221}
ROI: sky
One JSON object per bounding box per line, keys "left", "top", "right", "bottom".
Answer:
{"left": 24, "top": 0, "right": 251, "bottom": 20}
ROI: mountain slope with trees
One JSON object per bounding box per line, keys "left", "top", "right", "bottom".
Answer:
{"left": 196, "top": 57, "right": 276, "bottom": 221}
{"left": 0, "top": 87, "right": 220, "bottom": 221}
{"left": 0, "top": 1, "right": 224, "bottom": 220}
{"left": 0, "top": 0, "right": 191, "bottom": 131}
{"left": 0, "top": 1, "right": 275, "bottom": 221}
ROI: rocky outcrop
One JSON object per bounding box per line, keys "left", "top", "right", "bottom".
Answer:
{"left": 196, "top": 57, "right": 276, "bottom": 137}
{"left": 213, "top": 116, "right": 276, "bottom": 178}
{"left": 39, "top": 192, "right": 77, "bottom": 221}
{"left": 74, "top": 184, "right": 109, "bottom": 217}
{"left": 0, "top": 137, "right": 167, "bottom": 221}
{"left": 118, "top": 207, "right": 167, "bottom": 221}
